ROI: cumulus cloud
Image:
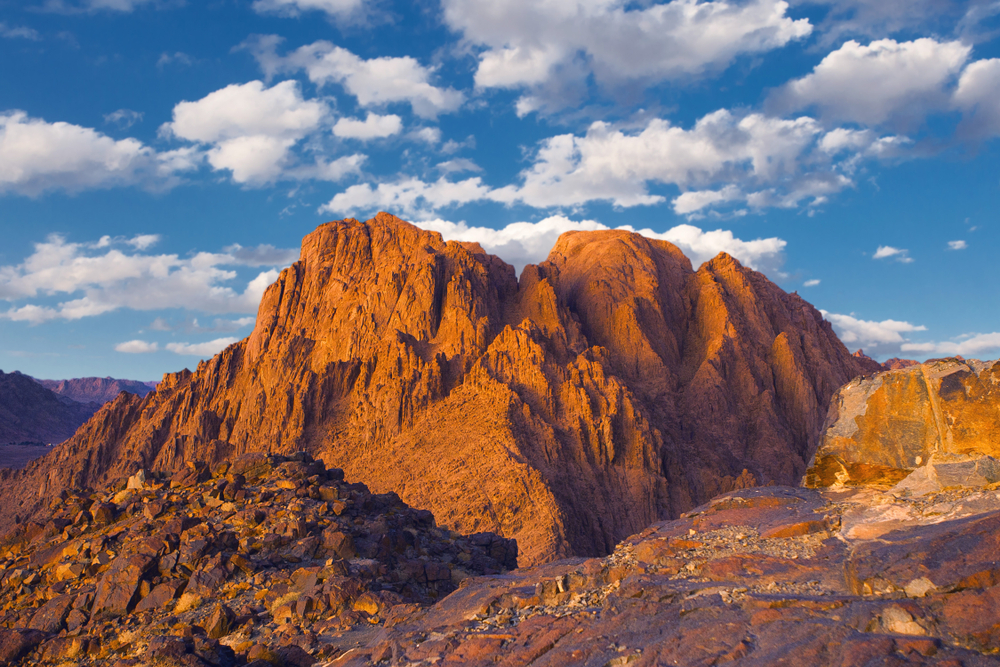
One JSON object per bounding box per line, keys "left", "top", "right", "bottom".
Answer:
{"left": 0, "top": 234, "right": 293, "bottom": 323}
{"left": 246, "top": 37, "right": 464, "bottom": 118}
{"left": 161, "top": 80, "right": 351, "bottom": 184}
{"left": 330, "top": 109, "right": 903, "bottom": 217}
{"left": 115, "top": 339, "right": 159, "bottom": 353}
{"left": 822, "top": 311, "right": 927, "bottom": 351}
{"left": 251, "top": 0, "right": 363, "bottom": 19}
{"left": 0, "top": 111, "right": 198, "bottom": 196}
{"left": 165, "top": 338, "right": 239, "bottom": 356}
{"left": 873, "top": 245, "right": 913, "bottom": 262}
{"left": 770, "top": 38, "right": 971, "bottom": 128}
{"left": 804, "top": 279, "right": 821, "bottom": 286}
{"left": 902, "top": 332, "right": 1000, "bottom": 357}
{"left": 323, "top": 177, "right": 493, "bottom": 217}
{"left": 414, "top": 215, "right": 786, "bottom": 275}
{"left": 443, "top": 0, "right": 811, "bottom": 112}
{"left": 789, "top": 0, "right": 989, "bottom": 44}
{"left": 333, "top": 113, "right": 402, "bottom": 140}
{"left": 948, "top": 240, "right": 968, "bottom": 250}
{"left": 954, "top": 58, "right": 1000, "bottom": 139}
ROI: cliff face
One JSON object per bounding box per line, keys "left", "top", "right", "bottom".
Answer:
{"left": 0, "top": 371, "right": 99, "bottom": 447}
{"left": 805, "top": 358, "right": 1000, "bottom": 489}
{"left": 0, "top": 214, "right": 870, "bottom": 564}
{"left": 35, "top": 377, "right": 155, "bottom": 405}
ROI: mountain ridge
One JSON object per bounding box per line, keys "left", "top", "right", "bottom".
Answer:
{"left": 0, "top": 213, "right": 872, "bottom": 565}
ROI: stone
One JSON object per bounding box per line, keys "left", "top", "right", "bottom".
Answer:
{"left": 806, "top": 359, "right": 1000, "bottom": 489}
{"left": 27, "top": 594, "right": 73, "bottom": 633}
{"left": 0, "top": 628, "right": 46, "bottom": 665}
{"left": 203, "top": 603, "right": 236, "bottom": 640}
{"left": 135, "top": 579, "right": 187, "bottom": 612}
{"left": 905, "top": 577, "right": 937, "bottom": 598}
{"left": 126, "top": 469, "right": 147, "bottom": 491}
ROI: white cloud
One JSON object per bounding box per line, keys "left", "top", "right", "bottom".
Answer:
{"left": 0, "top": 234, "right": 291, "bottom": 323}
{"left": 443, "top": 0, "right": 811, "bottom": 112}
{"left": 873, "top": 245, "right": 913, "bottom": 262}
{"left": 165, "top": 337, "right": 239, "bottom": 357}
{"left": 115, "top": 339, "right": 159, "bottom": 353}
{"left": 948, "top": 239, "right": 968, "bottom": 250}
{"left": 103, "top": 109, "right": 143, "bottom": 129}
{"left": 248, "top": 38, "right": 464, "bottom": 118}
{"left": 771, "top": 38, "right": 971, "bottom": 127}
{"left": 252, "top": 0, "right": 363, "bottom": 18}
{"left": 804, "top": 279, "right": 821, "bottom": 286}
{"left": 149, "top": 316, "right": 255, "bottom": 334}
{"left": 0, "top": 23, "right": 41, "bottom": 40}
{"left": 163, "top": 80, "right": 338, "bottom": 184}
{"left": 414, "top": 215, "right": 786, "bottom": 275}
{"left": 410, "top": 127, "right": 441, "bottom": 145}
{"left": 902, "top": 332, "right": 1000, "bottom": 357}
{"left": 323, "top": 177, "right": 494, "bottom": 217}
{"left": 0, "top": 111, "right": 196, "bottom": 196}
{"left": 954, "top": 58, "right": 1000, "bottom": 139}
{"left": 822, "top": 311, "right": 927, "bottom": 351}
{"left": 332, "top": 113, "right": 402, "bottom": 140}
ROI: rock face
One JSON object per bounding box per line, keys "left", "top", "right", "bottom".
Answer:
{"left": 0, "top": 371, "right": 99, "bottom": 448}
{"left": 804, "top": 358, "right": 1000, "bottom": 489}
{"left": 0, "top": 214, "right": 870, "bottom": 565}
{"left": 307, "top": 485, "right": 1000, "bottom": 665}
{"left": 0, "top": 453, "right": 515, "bottom": 666}
{"left": 35, "top": 377, "right": 155, "bottom": 405}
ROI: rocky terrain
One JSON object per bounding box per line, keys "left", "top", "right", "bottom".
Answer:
{"left": 34, "top": 378, "right": 156, "bottom": 406}
{"left": 0, "top": 214, "right": 873, "bottom": 565}
{"left": 0, "top": 452, "right": 515, "bottom": 666}
{"left": 0, "top": 371, "right": 99, "bottom": 469}
{"left": 805, "top": 358, "right": 1000, "bottom": 491}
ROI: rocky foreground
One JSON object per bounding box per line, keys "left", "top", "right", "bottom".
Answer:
{"left": 330, "top": 483, "right": 1000, "bottom": 666}
{"left": 0, "top": 453, "right": 515, "bottom": 666}
{"left": 5, "top": 457, "right": 1000, "bottom": 665}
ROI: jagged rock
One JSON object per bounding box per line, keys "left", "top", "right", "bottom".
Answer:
{"left": 0, "top": 454, "right": 515, "bottom": 666}
{"left": 320, "top": 485, "right": 1000, "bottom": 665}
{"left": 0, "top": 214, "right": 871, "bottom": 565}
{"left": 806, "top": 358, "right": 1000, "bottom": 489}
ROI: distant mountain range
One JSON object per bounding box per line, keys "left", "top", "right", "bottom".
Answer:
{"left": 34, "top": 376, "right": 156, "bottom": 405}
{"left": 0, "top": 371, "right": 155, "bottom": 468}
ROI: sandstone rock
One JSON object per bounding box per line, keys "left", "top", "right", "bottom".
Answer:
{"left": 0, "top": 628, "right": 46, "bottom": 665}
{"left": 806, "top": 358, "right": 1000, "bottom": 489}
{"left": 0, "top": 214, "right": 872, "bottom": 565}
{"left": 203, "top": 603, "right": 236, "bottom": 639}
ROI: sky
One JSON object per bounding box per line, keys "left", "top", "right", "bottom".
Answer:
{"left": 0, "top": 0, "right": 999, "bottom": 382}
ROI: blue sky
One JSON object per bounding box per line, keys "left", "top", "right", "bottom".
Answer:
{"left": 1, "top": 0, "right": 999, "bottom": 381}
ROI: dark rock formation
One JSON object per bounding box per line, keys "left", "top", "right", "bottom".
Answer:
{"left": 0, "top": 370, "right": 98, "bottom": 450}
{"left": 0, "top": 214, "right": 872, "bottom": 565}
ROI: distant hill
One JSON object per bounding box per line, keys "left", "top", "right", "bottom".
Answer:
{"left": 0, "top": 370, "right": 100, "bottom": 449}
{"left": 35, "top": 376, "right": 156, "bottom": 405}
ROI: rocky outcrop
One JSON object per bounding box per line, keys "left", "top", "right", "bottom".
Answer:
{"left": 35, "top": 376, "right": 155, "bottom": 405}
{"left": 804, "top": 358, "right": 1000, "bottom": 489}
{"left": 0, "top": 371, "right": 99, "bottom": 448}
{"left": 0, "top": 453, "right": 515, "bottom": 666}
{"left": 0, "top": 214, "right": 871, "bottom": 565}
{"left": 309, "top": 485, "right": 1000, "bottom": 665}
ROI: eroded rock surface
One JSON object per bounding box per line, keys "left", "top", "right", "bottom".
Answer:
{"left": 0, "top": 454, "right": 515, "bottom": 666}
{"left": 0, "top": 214, "right": 870, "bottom": 564}
{"left": 805, "top": 358, "right": 1000, "bottom": 490}
{"left": 324, "top": 486, "right": 1000, "bottom": 666}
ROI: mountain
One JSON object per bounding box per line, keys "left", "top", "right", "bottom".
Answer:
{"left": 805, "top": 357, "right": 1000, "bottom": 490}
{"left": 34, "top": 376, "right": 156, "bottom": 405}
{"left": 0, "top": 213, "right": 872, "bottom": 565}
{"left": 0, "top": 370, "right": 99, "bottom": 448}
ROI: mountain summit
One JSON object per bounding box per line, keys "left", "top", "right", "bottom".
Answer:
{"left": 0, "top": 213, "right": 871, "bottom": 564}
